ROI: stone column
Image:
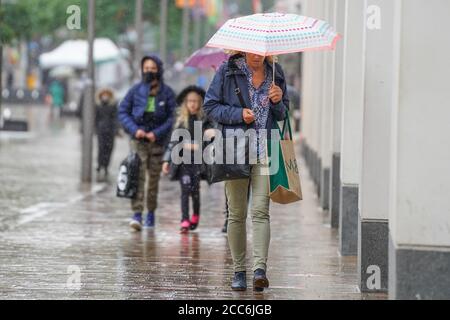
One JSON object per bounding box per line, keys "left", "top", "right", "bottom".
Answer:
{"left": 388, "top": 0, "right": 450, "bottom": 300}
{"left": 357, "top": 0, "right": 394, "bottom": 293}
{"left": 329, "top": 0, "right": 346, "bottom": 228}
{"left": 319, "top": 0, "right": 335, "bottom": 211}
{"left": 339, "top": 0, "right": 365, "bottom": 256}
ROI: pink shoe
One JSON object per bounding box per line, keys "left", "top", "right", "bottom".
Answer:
{"left": 190, "top": 214, "right": 200, "bottom": 230}
{"left": 180, "top": 220, "right": 190, "bottom": 233}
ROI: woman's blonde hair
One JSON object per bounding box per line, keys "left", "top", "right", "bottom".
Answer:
{"left": 175, "top": 94, "right": 205, "bottom": 129}
{"left": 224, "top": 50, "right": 278, "bottom": 64}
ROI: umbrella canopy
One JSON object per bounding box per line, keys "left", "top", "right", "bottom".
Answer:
{"left": 185, "top": 47, "right": 229, "bottom": 70}
{"left": 206, "top": 12, "right": 341, "bottom": 56}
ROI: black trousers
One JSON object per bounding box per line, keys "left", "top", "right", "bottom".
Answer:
{"left": 97, "top": 132, "right": 115, "bottom": 170}
{"left": 179, "top": 165, "right": 200, "bottom": 222}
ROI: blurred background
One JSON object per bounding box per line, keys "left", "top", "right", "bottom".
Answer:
{"left": 0, "top": 0, "right": 302, "bottom": 123}
{"left": 0, "top": 0, "right": 304, "bottom": 264}
{"left": 0, "top": 0, "right": 303, "bottom": 210}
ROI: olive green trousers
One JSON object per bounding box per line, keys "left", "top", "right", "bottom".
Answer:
{"left": 225, "top": 164, "right": 270, "bottom": 272}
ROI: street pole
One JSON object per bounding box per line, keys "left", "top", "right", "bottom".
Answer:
{"left": 81, "top": 0, "right": 95, "bottom": 183}
{"left": 135, "top": 0, "right": 143, "bottom": 77}
{"left": 159, "top": 0, "right": 168, "bottom": 64}
{"left": 0, "top": 39, "right": 3, "bottom": 130}
{"left": 203, "top": 17, "right": 212, "bottom": 46}
{"left": 181, "top": 0, "right": 190, "bottom": 59}
{"left": 193, "top": 0, "right": 201, "bottom": 51}
{"left": 0, "top": 0, "right": 3, "bottom": 129}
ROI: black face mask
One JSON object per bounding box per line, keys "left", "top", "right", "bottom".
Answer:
{"left": 142, "top": 71, "right": 160, "bottom": 84}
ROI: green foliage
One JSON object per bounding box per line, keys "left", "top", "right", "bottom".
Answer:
{"left": 94, "top": 0, "right": 135, "bottom": 40}
{"left": 0, "top": 0, "right": 185, "bottom": 52}
{"left": 1, "top": 1, "right": 32, "bottom": 44}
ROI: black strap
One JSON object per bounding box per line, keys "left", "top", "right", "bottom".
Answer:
{"left": 228, "top": 57, "right": 247, "bottom": 109}
{"left": 231, "top": 73, "right": 246, "bottom": 109}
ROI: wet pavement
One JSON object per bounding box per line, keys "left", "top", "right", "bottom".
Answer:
{"left": 0, "top": 109, "right": 387, "bottom": 300}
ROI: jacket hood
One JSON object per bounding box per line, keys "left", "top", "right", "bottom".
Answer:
{"left": 96, "top": 87, "right": 116, "bottom": 105}
{"left": 141, "top": 55, "right": 164, "bottom": 81}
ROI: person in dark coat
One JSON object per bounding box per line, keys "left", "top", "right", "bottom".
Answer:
{"left": 95, "top": 88, "right": 118, "bottom": 180}
{"left": 118, "top": 55, "right": 177, "bottom": 231}
{"left": 203, "top": 52, "right": 289, "bottom": 292}
{"left": 162, "top": 86, "right": 214, "bottom": 233}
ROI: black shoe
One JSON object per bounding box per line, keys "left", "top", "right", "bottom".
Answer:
{"left": 231, "top": 272, "right": 247, "bottom": 291}
{"left": 253, "top": 269, "right": 269, "bottom": 292}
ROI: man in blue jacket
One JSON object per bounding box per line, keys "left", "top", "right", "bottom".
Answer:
{"left": 118, "top": 55, "right": 176, "bottom": 231}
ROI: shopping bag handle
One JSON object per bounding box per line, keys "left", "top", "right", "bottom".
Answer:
{"left": 274, "top": 111, "right": 293, "bottom": 140}
{"left": 280, "top": 111, "right": 293, "bottom": 140}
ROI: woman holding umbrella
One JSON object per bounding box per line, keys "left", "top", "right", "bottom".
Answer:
{"left": 203, "top": 12, "right": 340, "bottom": 292}
{"left": 203, "top": 51, "right": 289, "bottom": 292}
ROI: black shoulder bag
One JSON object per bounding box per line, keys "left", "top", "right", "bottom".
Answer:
{"left": 207, "top": 57, "right": 251, "bottom": 184}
